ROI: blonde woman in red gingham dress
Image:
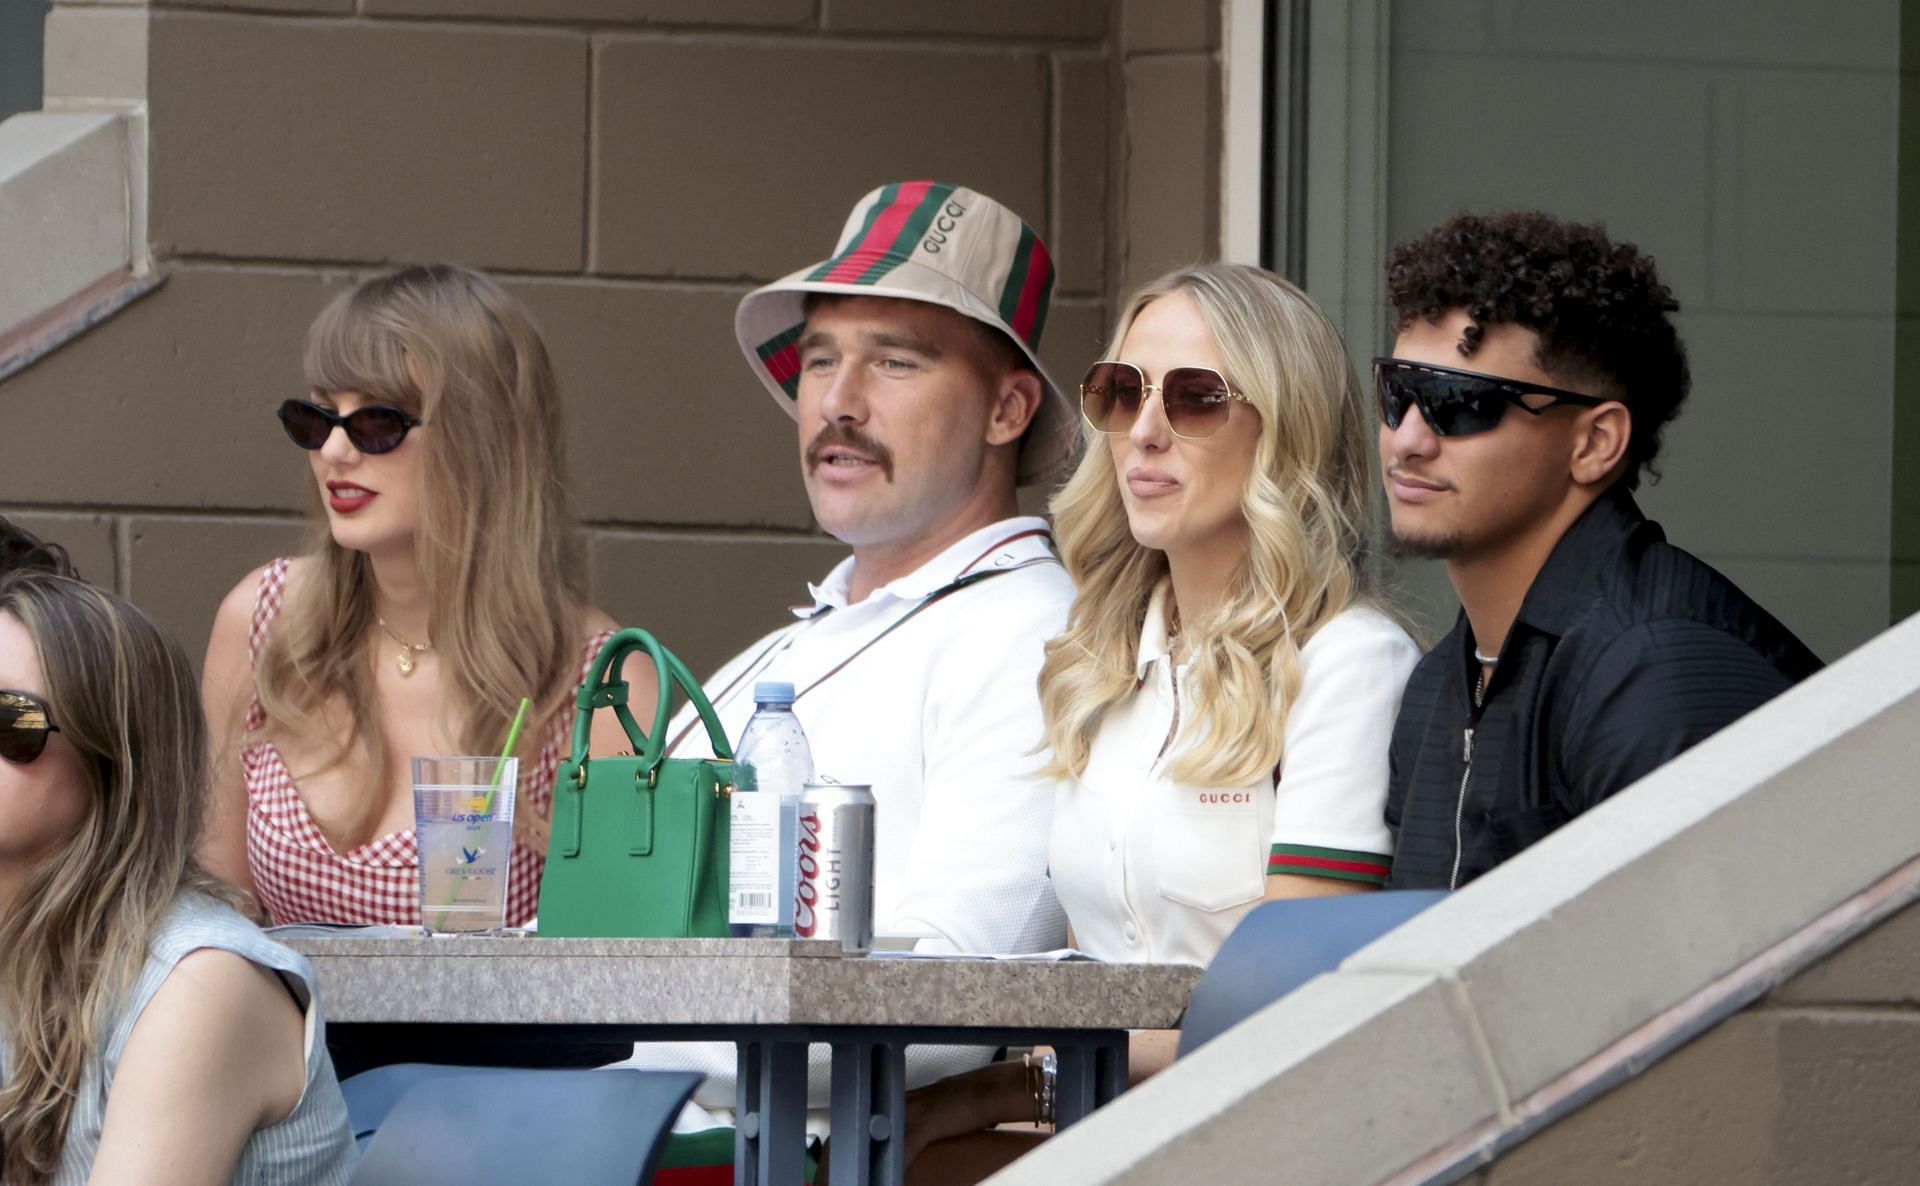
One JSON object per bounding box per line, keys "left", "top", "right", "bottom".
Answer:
{"left": 197, "top": 265, "right": 645, "bottom": 924}
{"left": 235, "top": 557, "right": 615, "bottom": 925}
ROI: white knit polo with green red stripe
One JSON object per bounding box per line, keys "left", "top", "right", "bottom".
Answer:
{"left": 1045, "top": 579, "right": 1417, "bottom": 967}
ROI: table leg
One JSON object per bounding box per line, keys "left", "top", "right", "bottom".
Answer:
{"left": 1052, "top": 1031, "right": 1127, "bottom": 1129}
{"left": 736, "top": 1038, "right": 810, "bottom": 1186}
{"left": 827, "top": 1038, "right": 907, "bottom": 1186}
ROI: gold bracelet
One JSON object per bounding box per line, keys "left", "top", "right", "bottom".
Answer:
{"left": 1023, "top": 1052, "right": 1044, "bottom": 1127}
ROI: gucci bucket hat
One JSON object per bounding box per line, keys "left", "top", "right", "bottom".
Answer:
{"left": 735, "top": 180, "right": 1076, "bottom": 486}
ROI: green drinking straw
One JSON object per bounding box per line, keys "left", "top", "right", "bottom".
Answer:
{"left": 481, "top": 696, "right": 532, "bottom": 815}
{"left": 432, "top": 696, "right": 532, "bottom": 931}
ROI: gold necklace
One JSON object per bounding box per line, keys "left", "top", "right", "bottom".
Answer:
{"left": 375, "top": 616, "right": 433, "bottom": 677}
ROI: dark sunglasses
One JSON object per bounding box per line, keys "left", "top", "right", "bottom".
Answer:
{"left": 0, "top": 689, "right": 59, "bottom": 765}
{"left": 1373, "top": 358, "right": 1606, "bottom": 438}
{"left": 276, "top": 399, "right": 423, "bottom": 455}
{"left": 1081, "top": 361, "right": 1252, "bottom": 440}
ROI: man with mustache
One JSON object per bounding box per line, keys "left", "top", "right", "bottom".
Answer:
{"left": 622, "top": 183, "right": 1077, "bottom": 1141}
{"left": 1378, "top": 210, "right": 1822, "bottom": 890}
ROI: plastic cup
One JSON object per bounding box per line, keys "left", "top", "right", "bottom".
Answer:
{"left": 413, "top": 756, "right": 518, "bottom": 933}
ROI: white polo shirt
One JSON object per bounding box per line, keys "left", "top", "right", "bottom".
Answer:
{"left": 665, "top": 514, "right": 1072, "bottom": 954}
{"left": 621, "top": 516, "right": 1074, "bottom": 1114}
{"left": 1049, "top": 579, "right": 1419, "bottom": 967}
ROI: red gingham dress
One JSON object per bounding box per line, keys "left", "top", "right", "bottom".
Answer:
{"left": 241, "top": 558, "right": 614, "bottom": 926}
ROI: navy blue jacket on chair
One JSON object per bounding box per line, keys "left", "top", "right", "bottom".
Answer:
{"left": 1178, "top": 890, "right": 1449, "bottom": 1057}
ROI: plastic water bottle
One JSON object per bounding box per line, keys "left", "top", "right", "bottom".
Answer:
{"left": 729, "top": 682, "right": 814, "bottom": 938}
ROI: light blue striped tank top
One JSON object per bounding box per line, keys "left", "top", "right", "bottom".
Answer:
{"left": 0, "top": 892, "right": 356, "bottom": 1184}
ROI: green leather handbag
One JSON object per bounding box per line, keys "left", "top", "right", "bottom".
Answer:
{"left": 536, "top": 628, "right": 735, "bottom": 938}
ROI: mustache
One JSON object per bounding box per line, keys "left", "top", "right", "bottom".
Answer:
{"left": 1385, "top": 464, "right": 1453, "bottom": 491}
{"left": 805, "top": 424, "right": 895, "bottom": 481}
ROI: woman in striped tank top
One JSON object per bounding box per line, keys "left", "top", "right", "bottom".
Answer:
{"left": 198, "top": 266, "right": 636, "bottom": 927}
{"left": 0, "top": 571, "right": 355, "bottom": 1185}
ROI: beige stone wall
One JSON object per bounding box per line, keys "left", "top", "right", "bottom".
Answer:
{"left": 0, "top": 0, "right": 1224, "bottom": 678}
{"left": 1468, "top": 898, "right": 1920, "bottom": 1186}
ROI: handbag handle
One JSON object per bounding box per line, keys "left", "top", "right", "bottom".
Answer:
{"left": 564, "top": 628, "right": 734, "bottom": 785}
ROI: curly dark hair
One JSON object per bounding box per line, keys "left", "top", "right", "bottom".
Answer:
{"left": 0, "top": 517, "right": 76, "bottom": 580}
{"left": 1385, "top": 210, "right": 1690, "bottom": 490}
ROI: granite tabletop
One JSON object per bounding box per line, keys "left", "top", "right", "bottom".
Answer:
{"left": 289, "top": 936, "right": 1201, "bottom": 1031}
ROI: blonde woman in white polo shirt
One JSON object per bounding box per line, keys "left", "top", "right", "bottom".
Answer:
{"left": 895, "top": 263, "right": 1419, "bottom": 1185}
{"left": 1042, "top": 263, "right": 1419, "bottom": 974}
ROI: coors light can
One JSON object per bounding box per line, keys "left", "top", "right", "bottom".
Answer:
{"left": 792, "top": 781, "right": 875, "bottom": 954}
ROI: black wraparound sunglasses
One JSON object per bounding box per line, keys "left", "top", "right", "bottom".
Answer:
{"left": 276, "top": 399, "right": 423, "bottom": 455}
{"left": 1373, "top": 357, "right": 1606, "bottom": 438}
{"left": 0, "top": 689, "right": 60, "bottom": 765}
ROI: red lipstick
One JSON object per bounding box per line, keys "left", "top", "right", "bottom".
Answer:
{"left": 326, "top": 480, "right": 377, "bottom": 514}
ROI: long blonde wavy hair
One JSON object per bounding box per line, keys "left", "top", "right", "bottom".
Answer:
{"left": 0, "top": 573, "right": 239, "bottom": 1186}
{"left": 254, "top": 265, "right": 589, "bottom": 835}
{"left": 1039, "top": 263, "right": 1381, "bottom": 787}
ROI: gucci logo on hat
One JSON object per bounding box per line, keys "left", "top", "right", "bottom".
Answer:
{"left": 734, "top": 181, "right": 1078, "bottom": 487}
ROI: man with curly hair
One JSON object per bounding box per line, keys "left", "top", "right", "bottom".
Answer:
{"left": 1377, "top": 210, "right": 1821, "bottom": 890}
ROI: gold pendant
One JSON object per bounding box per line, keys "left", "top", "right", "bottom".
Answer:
{"left": 398, "top": 649, "right": 415, "bottom": 676}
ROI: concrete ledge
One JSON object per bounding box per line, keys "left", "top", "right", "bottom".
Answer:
{"left": 0, "top": 265, "right": 163, "bottom": 383}
{"left": 990, "top": 612, "right": 1920, "bottom": 1184}
{"left": 1345, "top": 611, "right": 1920, "bottom": 1101}
{"left": 991, "top": 971, "right": 1504, "bottom": 1186}
{"left": 1768, "top": 896, "right": 1920, "bottom": 1006}
{"left": 0, "top": 110, "right": 138, "bottom": 337}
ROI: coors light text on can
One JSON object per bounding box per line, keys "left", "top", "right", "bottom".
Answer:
{"left": 793, "top": 782, "right": 875, "bottom": 954}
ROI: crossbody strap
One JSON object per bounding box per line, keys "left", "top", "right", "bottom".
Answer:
{"left": 666, "top": 528, "right": 1058, "bottom": 753}
{"left": 786, "top": 555, "right": 1054, "bottom": 704}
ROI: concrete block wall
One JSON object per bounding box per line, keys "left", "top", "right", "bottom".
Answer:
{"left": 1382, "top": 0, "right": 1904, "bottom": 661}
{"left": 1117, "top": 0, "right": 1220, "bottom": 293}
{"left": 0, "top": 111, "right": 135, "bottom": 334}
{"left": 1470, "top": 898, "right": 1920, "bottom": 1186}
{"left": 0, "top": 0, "right": 1227, "bottom": 678}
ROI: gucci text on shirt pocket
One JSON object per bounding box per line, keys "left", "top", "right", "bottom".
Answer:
{"left": 1151, "top": 790, "right": 1265, "bottom": 913}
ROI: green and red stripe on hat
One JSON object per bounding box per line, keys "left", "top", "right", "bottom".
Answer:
{"left": 995, "top": 222, "right": 1052, "bottom": 353}
{"left": 733, "top": 180, "right": 1079, "bottom": 487}
{"left": 807, "top": 180, "right": 956, "bottom": 288}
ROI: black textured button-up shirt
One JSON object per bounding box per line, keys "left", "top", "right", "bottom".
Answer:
{"left": 1384, "top": 485, "right": 1824, "bottom": 889}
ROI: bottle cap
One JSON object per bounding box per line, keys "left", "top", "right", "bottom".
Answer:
{"left": 753, "top": 681, "right": 796, "bottom": 706}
